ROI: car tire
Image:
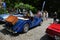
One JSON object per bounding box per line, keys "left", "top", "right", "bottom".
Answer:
{"left": 39, "top": 21, "right": 42, "bottom": 26}
{"left": 23, "top": 23, "right": 29, "bottom": 33}
{"left": 46, "top": 34, "right": 56, "bottom": 40}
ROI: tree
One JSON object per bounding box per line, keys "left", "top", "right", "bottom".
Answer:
{"left": 14, "top": 3, "right": 36, "bottom": 13}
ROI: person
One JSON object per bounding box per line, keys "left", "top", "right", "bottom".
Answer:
{"left": 23, "top": 10, "right": 28, "bottom": 17}
{"left": 29, "top": 10, "right": 34, "bottom": 21}
{"left": 53, "top": 12, "right": 57, "bottom": 22}
{"left": 42, "top": 11, "right": 46, "bottom": 21}
{"left": 37, "top": 10, "right": 42, "bottom": 18}
{"left": 29, "top": 10, "right": 34, "bottom": 17}
{"left": 2, "top": 1, "right": 6, "bottom": 13}
{"left": 16, "top": 9, "right": 19, "bottom": 14}
{"left": 45, "top": 11, "right": 48, "bottom": 20}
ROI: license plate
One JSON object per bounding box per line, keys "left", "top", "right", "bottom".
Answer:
{"left": 55, "top": 36, "right": 60, "bottom": 40}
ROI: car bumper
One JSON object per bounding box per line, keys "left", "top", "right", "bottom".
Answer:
{"left": 47, "top": 33, "right": 60, "bottom": 40}
{"left": 6, "top": 29, "right": 17, "bottom": 33}
{"left": 47, "top": 33, "right": 54, "bottom": 37}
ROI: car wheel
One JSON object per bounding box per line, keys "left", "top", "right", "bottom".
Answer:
{"left": 23, "top": 24, "right": 29, "bottom": 33}
{"left": 46, "top": 34, "right": 56, "bottom": 40}
{"left": 39, "top": 21, "right": 42, "bottom": 26}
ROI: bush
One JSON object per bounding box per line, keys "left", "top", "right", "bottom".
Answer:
{"left": 14, "top": 3, "right": 37, "bottom": 13}
{"left": 0, "top": 8, "right": 8, "bottom": 14}
{"left": 0, "top": 8, "right": 4, "bottom": 14}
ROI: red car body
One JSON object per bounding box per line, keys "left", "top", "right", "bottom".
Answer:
{"left": 46, "top": 23, "right": 60, "bottom": 37}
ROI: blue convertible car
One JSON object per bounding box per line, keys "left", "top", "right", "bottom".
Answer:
{"left": 4, "top": 13, "right": 43, "bottom": 33}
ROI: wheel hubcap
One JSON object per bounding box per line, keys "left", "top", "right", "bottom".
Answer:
{"left": 24, "top": 24, "right": 29, "bottom": 32}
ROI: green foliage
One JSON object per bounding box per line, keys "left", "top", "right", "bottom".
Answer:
{"left": 0, "top": 8, "right": 8, "bottom": 14}
{"left": 0, "top": 8, "right": 4, "bottom": 14}
{"left": 15, "top": 3, "right": 24, "bottom": 9}
{"left": 4, "top": 0, "right": 43, "bottom": 13}
{"left": 14, "top": 3, "right": 37, "bottom": 13}
{"left": 14, "top": 3, "right": 19, "bottom": 8}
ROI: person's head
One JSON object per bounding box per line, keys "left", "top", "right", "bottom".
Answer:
{"left": 45, "top": 11, "right": 47, "bottom": 13}
{"left": 54, "top": 12, "right": 57, "bottom": 14}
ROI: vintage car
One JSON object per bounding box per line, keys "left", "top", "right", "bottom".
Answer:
{"left": 4, "top": 12, "right": 43, "bottom": 33}
{"left": 46, "top": 19, "right": 60, "bottom": 40}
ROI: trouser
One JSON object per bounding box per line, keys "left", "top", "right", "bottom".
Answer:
{"left": 53, "top": 18, "right": 56, "bottom": 22}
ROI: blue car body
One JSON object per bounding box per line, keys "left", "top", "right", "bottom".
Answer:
{"left": 5, "top": 16, "right": 42, "bottom": 33}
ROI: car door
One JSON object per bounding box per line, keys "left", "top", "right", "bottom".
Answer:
{"left": 31, "top": 16, "right": 42, "bottom": 27}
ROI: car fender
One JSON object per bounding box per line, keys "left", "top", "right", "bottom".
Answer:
{"left": 13, "top": 20, "right": 30, "bottom": 33}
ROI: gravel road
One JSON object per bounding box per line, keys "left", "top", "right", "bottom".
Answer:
{"left": 0, "top": 18, "right": 53, "bottom": 40}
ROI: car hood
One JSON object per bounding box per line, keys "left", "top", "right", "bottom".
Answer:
{"left": 47, "top": 23, "right": 60, "bottom": 32}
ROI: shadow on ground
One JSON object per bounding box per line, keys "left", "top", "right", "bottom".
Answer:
{"left": 40, "top": 34, "right": 56, "bottom": 40}
{"left": 0, "top": 29, "right": 20, "bottom": 37}
{"left": 0, "top": 24, "right": 41, "bottom": 37}
{"left": 0, "top": 21, "right": 5, "bottom": 24}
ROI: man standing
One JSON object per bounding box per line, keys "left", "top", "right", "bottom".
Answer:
{"left": 2, "top": 1, "right": 6, "bottom": 13}
{"left": 37, "top": 10, "right": 42, "bottom": 18}
{"left": 53, "top": 12, "right": 57, "bottom": 22}
{"left": 0, "top": 0, "right": 2, "bottom": 8}
{"left": 45, "top": 11, "right": 48, "bottom": 20}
